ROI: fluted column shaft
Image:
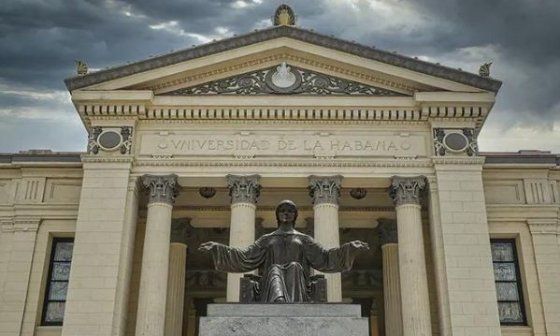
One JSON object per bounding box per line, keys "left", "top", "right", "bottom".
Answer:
{"left": 165, "top": 219, "right": 188, "bottom": 336}
{"left": 135, "top": 174, "right": 178, "bottom": 336}
{"left": 309, "top": 175, "right": 342, "bottom": 302}
{"left": 226, "top": 174, "right": 261, "bottom": 302}
{"left": 390, "top": 176, "right": 432, "bottom": 336}
{"left": 378, "top": 218, "right": 403, "bottom": 336}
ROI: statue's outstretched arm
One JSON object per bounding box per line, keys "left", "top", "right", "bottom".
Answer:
{"left": 199, "top": 241, "right": 265, "bottom": 273}
{"left": 304, "top": 238, "right": 369, "bottom": 273}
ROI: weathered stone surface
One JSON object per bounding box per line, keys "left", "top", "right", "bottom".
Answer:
{"left": 200, "top": 304, "right": 369, "bottom": 336}
{"left": 207, "top": 303, "right": 361, "bottom": 317}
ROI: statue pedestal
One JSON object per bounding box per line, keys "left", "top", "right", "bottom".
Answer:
{"left": 199, "top": 304, "right": 369, "bottom": 336}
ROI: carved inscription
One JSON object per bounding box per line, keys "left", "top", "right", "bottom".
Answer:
{"left": 140, "top": 133, "right": 426, "bottom": 158}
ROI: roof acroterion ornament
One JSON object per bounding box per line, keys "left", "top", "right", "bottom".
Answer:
{"left": 273, "top": 4, "right": 296, "bottom": 26}
{"left": 479, "top": 61, "right": 492, "bottom": 77}
{"left": 75, "top": 60, "right": 88, "bottom": 76}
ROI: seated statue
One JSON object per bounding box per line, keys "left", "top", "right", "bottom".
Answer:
{"left": 199, "top": 200, "right": 369, "bottom": 303}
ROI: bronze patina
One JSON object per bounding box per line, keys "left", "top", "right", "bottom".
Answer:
{"left": 199, "top": 200, "right": 369, "bottom": 303}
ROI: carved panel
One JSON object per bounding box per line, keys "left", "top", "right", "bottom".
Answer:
{"left": 524, "top": 179, "right": 554, "bottom": 204}
{"left": 88, "top": 126, "right": 133, "bottom": 155}
{"left": 167, "top": 63, "right": 405, "bottom": 96}
{"left": 433, "top": 128, "right": 478, "bottom": 157}
{"left": 44, "top": 179, "right": 82, "bottom": 204}
{"left": 0, "top": 179, "right": 12, "bottom": 204}
{"left": 483, "top": 180, "right": 525, "bottom": 204}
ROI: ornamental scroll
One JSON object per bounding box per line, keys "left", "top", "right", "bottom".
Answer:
{"left": 167, "top": 63, "right": 404, "bottom": 96}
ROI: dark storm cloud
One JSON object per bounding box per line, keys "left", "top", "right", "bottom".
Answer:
{"left": 0, "top": 0, "right": 559, "bottom": 152}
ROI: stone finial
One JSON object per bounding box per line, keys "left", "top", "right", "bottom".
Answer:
{"left": 389, "top": 176, "right": 427, "bottom": 207}
{"left": 141, "top": 174, "right": 179, "bottom": 205}
{"left": 170, "top": 218, "right": 191, "bottom": 244}
{"left": 226, "top": 174, "right": 261, "bottom": 204}
{"left": 273, "top": 4, "right": 296, "bottom": 26}
{"left": 75, "top": 60, "right": 88, "bottom": 76}
{"left": 377, "top": 218, "right": 398, "bottom": 245}
{"left": 479, "top": 61, "right": 492, "bottom": 77}
{"left": 308, "top": 175, "right": 343, "bottom": 205}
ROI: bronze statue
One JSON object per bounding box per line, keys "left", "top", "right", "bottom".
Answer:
{"left": 199, "top": 200, "right": 369, "bottom": 303}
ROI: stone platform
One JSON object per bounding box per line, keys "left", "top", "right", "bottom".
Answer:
{"left": 199, "top": 304, "right": 369, "bottom": 336}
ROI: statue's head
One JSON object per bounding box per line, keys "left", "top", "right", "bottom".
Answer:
{"left": 276, "top": 200, "right": 298, "bottom": 225}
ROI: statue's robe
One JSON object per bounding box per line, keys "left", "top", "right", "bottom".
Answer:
{"left": 208, "top": 229, "right": 361, "bottom": 303}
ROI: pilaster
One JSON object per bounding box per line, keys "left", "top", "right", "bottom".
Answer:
{"left": 62, "top": 159, "right": 133, "bottom": 336}
{"left": 528, "top": 219, "right": 560, "bottom": 335}
{"left": 432, "top": 160, "right": 502, "bottom": 336}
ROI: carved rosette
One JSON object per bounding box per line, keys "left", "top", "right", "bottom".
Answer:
{"left": 308, "top": 175, "right": 343, "bottom": 205}
{"left": 377, "top": 218, "right": 398, "bottom": 245}
{"left": 142, "top": 174, "right": 179, "bottom": 205}
{"left": 389, "top": 176, "right": 427, "bottom": 207}
{"left": 226, "top": 174, "right": 261, "bottom": 204}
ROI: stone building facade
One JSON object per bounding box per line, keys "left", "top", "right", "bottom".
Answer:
{"left": 0, "top": 9, "right": 559, "bottom": 336}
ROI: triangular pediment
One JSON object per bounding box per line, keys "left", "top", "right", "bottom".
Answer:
{"left": 164, "top": 63, "right": 406, "bottom": 96}
{"left": 66, "top": 26, "right": 501, "bottom": 95}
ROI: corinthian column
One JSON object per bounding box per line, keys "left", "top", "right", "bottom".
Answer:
{"left": 226, "top": 174, "right": 261, "bottom": 302}
{"left": 165, "top": 219, "right": 188, "bottom": 336}
{"left": 309, "top": 175, "right": 343, "bottom": 302}
{"left": 135, "top": 174, "right": 178, "bottom": 336}
{"left": 389, "top": 176, "right": 432, "bottom": 336}
{"left": 378, "top": 218, "right": 403, "bottom": 336}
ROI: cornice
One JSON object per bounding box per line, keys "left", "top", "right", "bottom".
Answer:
{"left": 80, "top": 154, "right": 134, "bottom": 163}
{"left": 65, "top": 25, "right": 501, "bottom": 92}
{"left": 133, "top": 158, "right": 433, "bottom": 168}
{"left": 432, "top": 156, "right": 486, "bottom": 165}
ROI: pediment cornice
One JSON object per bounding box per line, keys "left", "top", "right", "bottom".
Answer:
{"left": 65, "top": 26, "right": 501, "bottom": 93}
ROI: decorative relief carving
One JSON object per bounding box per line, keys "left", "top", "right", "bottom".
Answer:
{"left": 308, "top": 175, "right": 342, "bottom": 205}
{"left": 141, "top": 174, "right": 179, "bottom": 205}
{"left": 88, "top": 126, "right": 133, "bottom": 155}
{"left": 226, "top": 174, "right": 261, "bottom": 204}
{"left": 389, "top": 176, "right": 427, "bottom": 206}
{"left": 167, "top": 63, "right": 403, "bottom": 96}
{"left": 377, "top": 218, "right": 398, "bottom": 245}
{"left": 433, "top": 128, "right": 478, "bottom": 157}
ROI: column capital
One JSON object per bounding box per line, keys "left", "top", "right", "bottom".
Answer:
{"left": 170, "top": 218, "right": 191, "bottom": 244}
{"left": 308, "top": 175, "right": 343, "bottom": 205}
{"left": 389, "top": 176, "right": 426, "bottom": 207}
{"left": 226, "top": 174, "right": 261, "bottom": 204}
{"left": 377, "top": 218, "right": 398, "bottom": 245}
{"left": 141, "top": 174, "right": 179, "bottom": 205}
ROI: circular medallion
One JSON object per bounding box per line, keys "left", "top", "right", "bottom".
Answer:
{"left": 97, "top": 130, "right": 122, "bottom": 151}
{"left": 265, "top": 62, "right": 302, "bottom": 93}
{"left": 443, "top": 132, "right": 469, "bottom": 152}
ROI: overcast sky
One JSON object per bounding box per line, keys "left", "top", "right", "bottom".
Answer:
{"left": 1, "top": 0, "right": 559, "bottom": 153}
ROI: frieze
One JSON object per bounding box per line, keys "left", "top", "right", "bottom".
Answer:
{"left": 139, "top": 132, "right": 427, "bottom": 158}
{"left": 167, "top": 63, "right": 404, "bottom": 96}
